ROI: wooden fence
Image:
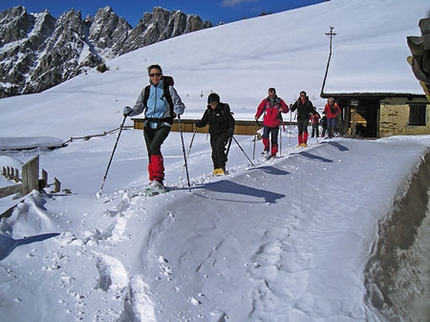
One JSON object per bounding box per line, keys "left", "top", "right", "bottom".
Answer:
{"left": 0, "top": 155, "right": 61, "bottom": 198}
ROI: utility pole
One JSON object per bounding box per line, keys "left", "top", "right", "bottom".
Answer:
{"left": 320, "top": 26, "right": 337, "bottom": 97}
{"left": 326, "top": 26, "right": 337, "bottom": 56}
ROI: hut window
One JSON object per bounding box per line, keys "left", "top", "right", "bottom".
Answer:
{"left": 408, "top": 103, "right": 426, "bottom": 126}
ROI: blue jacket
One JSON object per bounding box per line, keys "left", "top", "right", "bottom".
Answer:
{"left": 129, "top": 79, "right": 185, "bottom": 119}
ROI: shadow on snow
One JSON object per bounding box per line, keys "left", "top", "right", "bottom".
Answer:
{"left": 0, "top": 233, "right": 60, "bottom": 261}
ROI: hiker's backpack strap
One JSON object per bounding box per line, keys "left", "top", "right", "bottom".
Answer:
{"left": 220, "top": 103, "right": 235, "bottom": 129}
{"left": 162, "top": 85, "right": 174, "bottom": 118}
{"left": 162, "top": 76, "right": 174, "bottom": 108}
{"left": 143, "top": 85, "right": 150, "bottom": 113}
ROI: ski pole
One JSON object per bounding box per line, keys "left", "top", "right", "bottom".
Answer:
{"left": 178, "top": 115, "right": 191, "bottom": 192}
{"left": 279, "top": 125, "right": 282, "bottom": 158}
{"left": 252, "top": 121, "right": 258, "bottom": 160}
{"left": 289, "top": 105, "right": 293, "bottom": 146}
{"left": 186, "top": 127, "right": 197, "bottom": 160}
{"left": 98, "top": 115, "right": 127, "bottom": 195}
{"left": 226, "top": 136, "right": 233, "bottom": 158}
{"left": 279, "top": 115, "right": 286, "bottom": 157}
{"left": 232, "top": 136, "right": 255, "bottom": 168}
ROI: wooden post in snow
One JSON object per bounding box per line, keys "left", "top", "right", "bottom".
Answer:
{"left": 22, "top": 155, "right": 39, "bottom": 195}
{"left": 41, "top": 169, "right": 48, "bottom": 188}
{"left": 53, "top": 178, "right": 61, "bottom": 193}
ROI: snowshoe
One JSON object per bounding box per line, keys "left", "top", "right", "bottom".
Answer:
{"left": 144, "top": 180, "right": 168, "bottom": 196}
{"left": 213, "top": 168, "right": 225, "bottom": 176}
{"left": 261, "top": 150, "right": 270, "bottom": 159}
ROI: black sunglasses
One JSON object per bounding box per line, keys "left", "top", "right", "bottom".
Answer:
{"left": 149, "top": 73, "right": 161, "bottom": 77}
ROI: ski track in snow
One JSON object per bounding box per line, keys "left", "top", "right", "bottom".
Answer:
{"left": 76, "top": 140, "right": 321, "bottom": 321}
{"left": 95, "top": 139, "right": 348, "bottom": 321}
{"left": 0, "top": 137, "right": 428, "bottom": 321}
{"left": 0, "top": 139, "right": 352, "bottom": 321}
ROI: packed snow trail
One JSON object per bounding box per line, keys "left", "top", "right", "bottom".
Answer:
{"left": 107, "top": 138, "right": 428, "bottom": 321}
{"left": 1, "top": 137, "right": 429, "bottom": 322}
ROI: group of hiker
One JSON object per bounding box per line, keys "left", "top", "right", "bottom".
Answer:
{"left": 123, "top": 65, "right": 341, "bottom": 189}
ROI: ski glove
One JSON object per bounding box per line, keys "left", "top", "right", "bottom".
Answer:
{"left": 227, "top": 128, "right": 234, "bottom": 137}
{"left": 123, "top": 106, "right": 133, "bottom": 117}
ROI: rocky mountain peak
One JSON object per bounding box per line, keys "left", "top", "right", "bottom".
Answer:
{"left": 0, "top": 6, "right": 212, "bottom": 98}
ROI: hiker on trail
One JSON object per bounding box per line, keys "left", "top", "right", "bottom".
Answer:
{"left": 321, "top": 114, "right": 328, "bottom": 138}
{"left": 123, "top": 64, "right": 185, "bottom": 190}
{"left": 290, "top": 91, "right": 314, "bottom": 147}
{"left": 310, "top": 108, "right": 321, "bottom": 138}
{"left": 254, "top": 88, "right": 289, "bottom": 159}
{"left": 323, "top": 97, "right": 341, "bottom": 138}
{"left": 195, "top": 93, "right": 235, "bottom": 176}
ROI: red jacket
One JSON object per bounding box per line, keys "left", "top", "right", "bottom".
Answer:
{"left": 311, "top": 111, "right": 321, "bottom": 125}
{"left": 255, "top": 96, "right": 289, "bottom": 127}
{"left": 323, "top": 102, "right": 341, "bottom": 119}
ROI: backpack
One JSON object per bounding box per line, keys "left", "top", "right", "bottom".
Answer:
{"left": 264, "top": 96, "right": 284, "bottom": 122}
{"left": 143, "top": 76, "right": 175, "bottom": 123}
{"left": 219, "top": 103, "right": 235, "bottom": 129}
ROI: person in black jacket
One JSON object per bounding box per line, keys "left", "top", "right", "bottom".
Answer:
{"left": 290, "top": 91, "right": 314, "bottom": 147}
{"left": 195, "top": 93, "right": 235, "bottom": 175}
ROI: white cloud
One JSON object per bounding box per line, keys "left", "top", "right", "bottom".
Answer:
{"left": 222, "top": 0, "right": 258, "bottom": 8}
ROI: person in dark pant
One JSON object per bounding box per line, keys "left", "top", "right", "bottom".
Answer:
{"left": 321, "top": 114, "right": 328, "bottom": 138}
{"left": 290, "top": 91, "right": 314, "bottom": 147}
{"left": 323, "top": 97, "right": 341, "bottom": 138}
{"left": 195, "top": 93, "right": 235, "bottom": 176}
{"left": 123, "top": 64, "right": 185, "bottom": 190}
{"left": 310, "top": 108, "right": 321, "bottom": 138}
{"left": 254, "top": 87, "right": 289, "bottom": 158}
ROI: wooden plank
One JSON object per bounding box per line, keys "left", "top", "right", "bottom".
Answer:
{"left": 41, "top": 169, "right": 48, "bottom": 188}
{"left": 0, "top": 184, "right": 22, "bottom": 199}
{"left": 22, "top": 155, "right": 39, "bottom": 195}
{"left": 132, "top": 118, "right": 298, "bottom": 135}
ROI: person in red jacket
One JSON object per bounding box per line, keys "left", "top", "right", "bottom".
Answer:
{"left": 255, "top": 88, "right": 289, "bottom": 159}
{"left": 323, "top": 97, "right": 341, "bottom": 138}
{"left": 310, "top": 108, "right": 321, "bottom": 138}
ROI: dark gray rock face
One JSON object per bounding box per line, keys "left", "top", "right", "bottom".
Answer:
{"left": 0, "top": 6, "right": 212, "bottom": 98}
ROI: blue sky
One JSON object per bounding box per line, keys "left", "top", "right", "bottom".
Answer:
{"left": 0, "top": 0, "right": 326, "bottom": 26}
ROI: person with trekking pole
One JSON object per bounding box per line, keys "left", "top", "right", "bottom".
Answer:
{"left": 195, "top": 93, "right": 235, "bottom": 176}
{"left": 123, "top": 64, "right": 185, "bottom": 192}
{"left": 290, "top": 90, "right": 314, "bottom": 148}
{"left": 254, "top": 88, "right": 289, "bottom": 159}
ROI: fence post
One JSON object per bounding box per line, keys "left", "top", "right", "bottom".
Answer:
{"left": 41, "top": 169, "right": 48, "bottom": 188}
{"left": 22, "top": 155, "right": 39, "bottom": 195}
{"left": 53, "top": 177, "right": 61, "bottom": 193}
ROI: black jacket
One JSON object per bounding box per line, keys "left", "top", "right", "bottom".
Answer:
{"left": 291, "top": 97, "right": 314, "bottom": 120}
{"left": 196, "top": 103, "right": 235, "bottom": 135}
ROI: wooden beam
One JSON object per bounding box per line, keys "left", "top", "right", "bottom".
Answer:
{"left": 22, "top": 155, "right": 39, "bottom": 195}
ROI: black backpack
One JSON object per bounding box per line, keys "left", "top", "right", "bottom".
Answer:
{"left": 143, "top": 76, "right": 175, "bottom": 123}
{"left": 219, "top": 103, "right": 235, "bottom": 129}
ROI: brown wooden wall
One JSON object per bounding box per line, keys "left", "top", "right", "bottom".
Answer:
{"left": 132, "top": 118, "right": 294, "bottom": 135}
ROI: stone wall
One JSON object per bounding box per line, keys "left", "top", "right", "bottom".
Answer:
{"left": 379, "top": 97, "right": 430, "bottom": 137}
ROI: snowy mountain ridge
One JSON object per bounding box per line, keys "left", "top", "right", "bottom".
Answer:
{"left": 0, "top": 5, "right": 211, "bottom": 98}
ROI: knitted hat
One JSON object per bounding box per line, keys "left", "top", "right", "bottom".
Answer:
{"left": 207, "top": 93, "right": 220, "bottom": 104}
